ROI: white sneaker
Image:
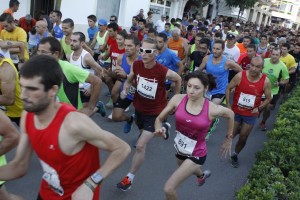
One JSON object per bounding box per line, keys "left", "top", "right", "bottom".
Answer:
{"left": 108, "top": 112, "right": 113, "bottom": 119}
{"left": 125, "top": 106, "right": 130, "bottom": 112}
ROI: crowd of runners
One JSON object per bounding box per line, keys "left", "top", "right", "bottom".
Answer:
{"left": 0, "top": 0, "right": 299, "bottom": 199}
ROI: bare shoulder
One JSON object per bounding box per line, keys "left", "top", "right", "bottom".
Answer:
{"left": 170, "top": 94, "right": 186, "bottom": 107}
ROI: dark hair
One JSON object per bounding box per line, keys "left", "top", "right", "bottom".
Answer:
{"left": 132, "top": 16, "right": 138, "bottom": 21}
{"left": 143, "top": 38, "right": 157, "bottom": 48}
{"left": 110, "top": 15, "right": 118, "bottom": 21}
{"left": 52, "top": 10, "right": 62, "bottom": 19}
{"left": 259, "top": 34, "right": 267, "bottom": 39}
{"left": 145, "top": 23, "right": 153, "bottom": 29}
{"left": 186, "top": 71, "right": 216, "bottom": 91}
{"left": 196, "top": 32, "right": 205, "bottom": 38}
{"left": 87, "top": 14, "right": 97, "bottom": 22}
{"left": 269, "top": 42, "right": 278, "bottom": 48}
{"left": 0, "top": 13, "right": 14, "bottom": 23}
{"left": 200, "top": 38, "right": 211, "bottom": 49}
{"left": 171, "top": 18, "right": 175, "bottom": 23}
{"left": 165, "top": 22, "right": 171, "bottom": 27}
{"left": 295, "top": 42, "right": 300, "bottom": 47}
{"left": 214, "top": 32, "right": 222, "bottom": 38}
{"left": 148, "top": 27, "right": 157, "bottom": 35}
{"left": 247, "top": 44, "right": 257, "bottom": 51}
{"left": 62, "top": 18, "right": 74, "bottom": 28}
{"left": 20, "top": 55, "right": 63, "bottom": 91}
{"left": 138, "top": 18, "right": 146, "bottom": 24}
{"left": 147, "top": 11, "right": 153, "bottom": 16}
{"left": 200, "top": 26, "right": 207, "bottom": 33}
{"left": 125, "top": 34, "right": 140, "bottom": 46}
{"left": 243, "top": 36, "right": 251, "bottom": 41}
{"left": 282, "top": 43, "right": 290, "bottom": 50}
{"left": 117, "top": 29, "right": 128, "bottom": 39}
{"left": 9, "top": 0, "right": 20, "bottom": 8}
{"left": 107, "top": 22, "right": 119, "bottom": 31}
{"left": 214, "top": 39, "right": 225, "bottom": 50}
{"left": 39, "top": 37, "right": 61, "bottom": 53}
{"left": 157, "top": 32, "right": 168, "bottom": 42}
{"left": 72, "top": 32, "right": 86, "bottom": 42}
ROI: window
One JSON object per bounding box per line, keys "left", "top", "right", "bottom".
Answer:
{"left": 279, "top": 2, "right": 287, "bottom": 12}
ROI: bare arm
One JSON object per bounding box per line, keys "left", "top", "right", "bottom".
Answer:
{"left": 225, "top": 72, "right": 241, "bottom": 109}
{"left": 0, "top": 61, "right": 17, "bottom": 105}
{"left": 0, "top": 111, "right": 19, "bottom": 156}
{"left": 65, "top": 112, "right": 130, "bottom": 183}
{"left": 84, "top": 54, "right": 104, "bottom": 77}
{"left": 253, "top": 78, "right": 272, "bottom": 114}
{"left": 122, "top": 62, "right": 135, "bottom": 94}
{"left": 199, "top": 55, "right": 209, "bottom": 71}
{"left": 226, "top": 60, "right": 242, "bottom": 72}
{"left": 176, "top": 61, "right": 184, "bottom": 76}
{"left": 81, "top": 74, "right": 101, "bottom": 115}
{"left": 89, "top": 31, "right": 99, "bottom": 50}
{"left": 83, "top": 43, "right": 95, "bottom": 56}
{"left": 165, "top": 69, "right": 182, "bottom": 94}
{"left": 0, "top": 111, "right": 33, "bottom": 180}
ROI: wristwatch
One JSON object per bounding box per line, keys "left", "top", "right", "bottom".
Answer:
{"left": 90, "top": 172, "right": 103, "bottom": 185}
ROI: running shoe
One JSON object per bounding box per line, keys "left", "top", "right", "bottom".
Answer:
{"left": 259, "top": 121, "right": 267, "bottom": 131}
{"left": 117, "top": 176, "right": 132, "bottom": 191}
{"left": 162, "top": 122, "right": 171, "bottom": 140}
{"left": 96, "top": 101, "right": 106, "bottom": 117}
{"left": 123, "top": 114, "right": 135, "bottom": 134}
{"left": 106, "top": 98, "right": 113, "bottom": 109}
{"left": 107, "top": 112, "right": 112, "bottom": 119}
{"left": 206, "top": 118, "right": 219, "bottom": 141}
{"left": 197, "top": 170, "right": 211, "bottom": 186}
{"left": 230, "top": 155, "right": 239, "bottom": 168}
{"left": 125, "top": 106, "right": 130, "bottom": 112}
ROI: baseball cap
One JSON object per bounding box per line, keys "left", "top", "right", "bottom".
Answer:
{"left": 25, "top": 14, "right": 32, "bottom": 21}
{"left": 98, "top": 19, "right": 108, "bottom": 26}
{"left": 214, "top": 25, "right": 220, "bottom": 30}
{"left": 235, "top": 23, "right": 241, "bottom": 27}
{"left": 226, "top": 33, "right": 236, "bottom": 40}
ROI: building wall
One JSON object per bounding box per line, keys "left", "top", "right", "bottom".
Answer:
{"left": 0, "top": 0, "right": 30, "bottom": 20}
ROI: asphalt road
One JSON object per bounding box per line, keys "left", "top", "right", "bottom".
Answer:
{"left": 5, "top": 88, "right": 278, "bottom": 200}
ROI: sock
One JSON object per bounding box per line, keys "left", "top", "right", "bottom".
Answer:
{"left": 127, "top": 173, "right": 135, "bottom": 182}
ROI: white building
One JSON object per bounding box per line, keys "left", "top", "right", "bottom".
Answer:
{"left": 0, "top": 0, "right": 192, "bottom": 36}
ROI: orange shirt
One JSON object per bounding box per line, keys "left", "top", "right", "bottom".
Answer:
{"left": 168, "top": 37, "right": 185, "bottom": 60}
{"left": 236, "top": 43, "right": 247, "bottom": 54}
{"left": 18, "top": 17, "right": 36, "bottom": 33}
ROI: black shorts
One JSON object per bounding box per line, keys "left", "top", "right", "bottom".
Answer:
{"left": 176, "top": 153, "right": 207, "bottom": 165}
{"left": 211, "top": 93, "right": 225, "bottom": 100}
{"left": 135, "top": 111, "right": 158, "bottom": 132}
{"left": 80, "top": 90, "right": 91, "bottom": 103}
{"left": 113, "top": 96, "right": 132, "bottom": 110}
{"left": 289, "top": 73, "right": 296, "bottom": 86}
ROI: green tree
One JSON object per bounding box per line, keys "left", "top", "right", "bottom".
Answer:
{"left": 225, "top": 0, "right": 258, "bottom": 20}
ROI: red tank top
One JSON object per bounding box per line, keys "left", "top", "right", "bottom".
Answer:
{"left": 110, "top": 45, "right": 125, "bottom": 69}
{"left": 133, "top": 60, "right": 168, "bottom": 115}
{"left": 25, "top": 103, "right": 100, "bottom": 200}
{"left": 232, "top": 71, "right": 266, "bottom": 116}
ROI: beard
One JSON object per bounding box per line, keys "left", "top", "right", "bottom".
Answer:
{"left": 23, "top": 96, "right": 51, "bottom": 114}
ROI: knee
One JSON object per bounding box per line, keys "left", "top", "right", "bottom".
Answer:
{"left": 112, "top": 112, "right": 122, "bottom": 122}
{"left": 135, "top": 144, "right": 146, "bottom": 153}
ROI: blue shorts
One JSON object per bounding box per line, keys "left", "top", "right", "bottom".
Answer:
{"left": 234, "top": 113, "right": 257, "bottom": 125}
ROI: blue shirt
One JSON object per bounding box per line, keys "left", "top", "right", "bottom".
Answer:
{"left": 161, "top": 30, "right": 172, "bottom": 38}
{"left": 206, "top": 54, "right": 228, "bottom": 95}
{"left": 53, "top": 24, "right": 63, "bottom": 40}
{"left": 156, "top": 48, "right": 180, "bottom": 84}
{"left": 87, "top": 26, "right": 98, "bottom": 41}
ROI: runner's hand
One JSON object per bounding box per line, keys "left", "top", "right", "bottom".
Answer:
{"left": 72, "top": 183, "right": 94, "bottom": 200}
{"left": 79, "top": 107, "right": 94, "bottom": 117}
{"left": 153, "top": 127, "right": 167, "bottom": 139}
{"left": 220, "top": 138, "right": 232, "bottom": 159}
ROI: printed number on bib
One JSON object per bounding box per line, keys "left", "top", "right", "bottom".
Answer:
{"left": 238, "top": 92, "right": 256, "bottom": 109}
{"left": 40, "top": 160, "right": 64, "bottom": 196}
{"left": 174, "top": 131, "right": 197, "bottom": 155}
{"left": 137, "top": 76, "right": 158, "bottom": 99}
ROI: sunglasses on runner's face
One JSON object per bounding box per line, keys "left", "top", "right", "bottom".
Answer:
{"left": 139, "top": 48, "right": 155, "bottom": 54}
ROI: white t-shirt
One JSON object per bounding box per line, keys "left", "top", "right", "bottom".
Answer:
{"left": 155, "top": 20, "right": 166, "bottom": 33}
{"left": 224, "top": 45, "right": 240, "bottom": 62}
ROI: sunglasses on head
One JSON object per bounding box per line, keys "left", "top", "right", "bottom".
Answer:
{"left": 139, "top": 48, "right": 155, "bottom": 54}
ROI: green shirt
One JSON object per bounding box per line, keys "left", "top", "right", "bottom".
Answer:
{"left": 263, "top": 58, "right": 289, "bottom": 95}
{"left": 57, "top": 60, "right": 89, "bottom": 109}
{"left": 61, "top": 36, "right": 72, "bottom": 56}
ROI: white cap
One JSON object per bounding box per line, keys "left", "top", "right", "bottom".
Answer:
{"left": 236, "top": 23, "right": 241, "bottom": 27}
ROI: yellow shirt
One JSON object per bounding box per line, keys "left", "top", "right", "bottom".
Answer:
{"left": 280, "top": 53, "right": 297, "bottom": 71}
{"left": 0, "top": 58, "right": 23, "bottom": 118}
{"left": 0, "top": 27, "right": 29, "bottom": 61}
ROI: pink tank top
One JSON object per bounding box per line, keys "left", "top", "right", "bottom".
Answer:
{"left": 174, "top": 95, "right": 211, "bottom": 157}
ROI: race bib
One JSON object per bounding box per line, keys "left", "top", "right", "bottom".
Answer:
{"left": 40, "top": 160, "right": 64, "bottom": 196}
{"left": 10, "top": 54, "right": 19, "bottom": 64}
{"left": 174, "top": 131, "right": 197, "bottom": 155}
{"left": 238, "top": 92, "right": 256, "bottom": 109}
{"left": 137, "top": 76, "right": 158, "bottom": 99}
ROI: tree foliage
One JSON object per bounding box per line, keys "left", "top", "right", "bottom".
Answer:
{"left": 225, "top": 0, "right": 258, "bottom": 12}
